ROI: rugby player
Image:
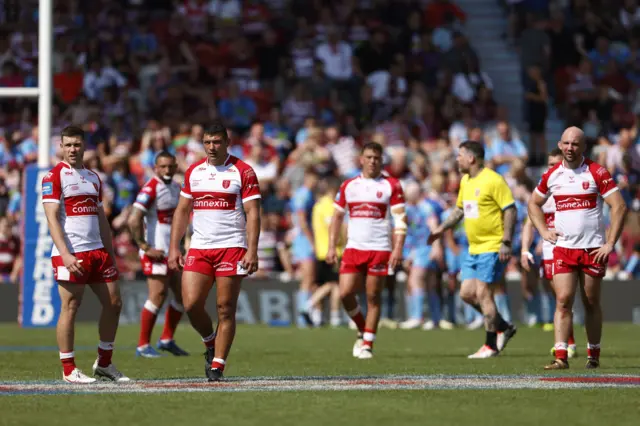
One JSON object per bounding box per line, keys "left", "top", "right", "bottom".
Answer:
{"left": 521, "top": 148, "right": 577, "bottom": 356}
{"left": 42, "top": 126, "right": 129, "bottom": 383}
{"left": 326, "top": 142, "right": 406, "bottom": 359}
{"left": 128, "top": 151, "right": 188, "bottom": 358}
{"left": 168, "top": 121, "right": 261, "bottom": 381}
{"left": 428, "top": 141, "right": 518, "bottom": 358}
{"left": 528, "top": 127, "right": 627, "bottom": 369}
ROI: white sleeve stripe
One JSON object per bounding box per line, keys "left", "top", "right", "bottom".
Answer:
{"left": 390, "top": 202, "right": 405, "bottom": 209}
{"left": 602, "top": 187, "right": 619, "bottom": 198}
{"left": 42, "top": 199, "right": 60, "bottom": 204}
{"left": 534, "top": 188, "right": 546, "bottom": 197}
{"left": 242, "top": 194, "right": 261, "bottom": 203}
{"left": 333, "top": 203, "right": 345, "bottom": 212}
{"left": 133, "top": 203, "right": 148, "bottom": 212}
{"left": 180, "top": 191, "right": 193, "bottom": 199}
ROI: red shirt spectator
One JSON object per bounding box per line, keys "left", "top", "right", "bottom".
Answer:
{"left": 54, "top": 58, "right": 84, "bottom": 104}
{"left": 424, "top": 0, "right": 466, "bottom": 29}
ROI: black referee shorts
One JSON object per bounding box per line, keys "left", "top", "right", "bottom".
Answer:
{"left": 316, "top": 259, "right": 339, "bottom": 285}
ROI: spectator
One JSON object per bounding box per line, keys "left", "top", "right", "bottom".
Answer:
{"left": 451, "top": 57, "right": 493, "bottom": 104}
{"left": 315, "top": 27, "right": 354, "bottom": 82}
{"left": 523, "top": 65, "right": 548, "bottom": 165}
{"left": 218, "top": 82, "right": 258, "bottom": 135}
{"left": 485, "top": 121, "right": 528, "bottom": 176}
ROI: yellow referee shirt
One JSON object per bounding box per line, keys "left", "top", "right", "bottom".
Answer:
{"left": 456, "top": 167, "right": 515, "bottom": 255}
{"left": 312, "top": 195, "right": 343, "bottom": 260}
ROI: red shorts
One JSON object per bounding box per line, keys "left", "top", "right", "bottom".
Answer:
{"left": 184, "top": 247, "right": 248, "bottom": 277}
{"left": 340, "top": 248, "right": 391, "bottom": 276}
{"left": 539, "top": 259, "right": 553, "bottom": 281}
{"left": 141, "top": 255, "right": 170, "bottom": 277}
{"left": 52, "top": 248, "right": 119, "bottom": 284}
{"left": 553, "top": 246, "right": 606, "bottom": 278}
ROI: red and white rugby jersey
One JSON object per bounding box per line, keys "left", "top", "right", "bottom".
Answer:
{"left": 133, "top": 176, "right": 181, "bottom": 256}
{"left": 540, "top": 195, "right": 556, "bottom": 260}
{"left": 41, "top": 162, "right": 104, "bottom": 256}
{"left": 181, "top": 155, "right": 261, "bottom": 249}
{"left": 334, "top": 174, "right": 405, "bottom": 251}
{"left": 535, "top": 158, "right": 618, "bottom": 249}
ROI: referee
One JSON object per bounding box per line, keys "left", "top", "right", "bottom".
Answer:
{"left": 299, "top": 178, "right": 343, "bottom": 327}
{"left": 428, "top": 141, "right": 518, "bottom": 358}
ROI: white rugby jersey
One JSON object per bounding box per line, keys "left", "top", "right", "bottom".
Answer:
{"left": 541, "top": 195, "right": 556, "bottom": 260}
{"left": 133, "top": 176, "right": 181, "bottom": 256}
{"left": 535, "top": 158, "right": 618, "bottom": 249}
{"left": 181, "top": 155, "right": 261, "bottom": 249}
{"left": 42, "top": 161, "right": 105, "bottom": 256}
{"left": 334, "top": 174, "right": 405, "bottom": 251}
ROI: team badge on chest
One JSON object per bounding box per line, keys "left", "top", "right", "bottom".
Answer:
{"left": 376, "top": 191, "right": 382, "bottom": 198}
{"left": 222, "top": 180, "right": 230, "bottom": 189}
{"left": 582, "top": 181, "right": 589, "bottom": 190}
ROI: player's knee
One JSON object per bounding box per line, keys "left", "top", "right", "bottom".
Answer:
{"left": 150, "top": 287, "right": 168, "bottom": 305}
{"left": 108, "top": 293, "right": 123, "bottom": 314}
{"left": 216, "top": 302, "right": 236, "bottom": 322}
{"left": 365, "top": 291, "right": 381, "bottom": 306}
{"left": 555, "top": 293, "right": 573, "bottom": 312}
{"left": 459, "top": 284, "right": 475, "bottom": 304}
{"left": 339, "top": 286, "right": 355, "bottom": 300}
{"left": 62, "top": 297, "right": 82, "bottom": 315}
{"left": 581, "top": 293, "right": 600, "bottom": 311}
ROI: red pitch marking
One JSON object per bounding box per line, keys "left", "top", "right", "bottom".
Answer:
{"left": 541, "top": 377, "right": 640, "bottom": 385}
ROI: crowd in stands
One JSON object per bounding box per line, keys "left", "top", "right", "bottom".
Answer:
{"left": 0, "top": 0, "right": 638, "bottom": 288}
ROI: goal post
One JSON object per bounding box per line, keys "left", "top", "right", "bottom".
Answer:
{"left": 1, "top": 0, "right": 57, "bottom": 327}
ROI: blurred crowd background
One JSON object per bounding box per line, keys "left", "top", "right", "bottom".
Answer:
{"left": 0, "top": 0, "right": 639, "bottom": 292}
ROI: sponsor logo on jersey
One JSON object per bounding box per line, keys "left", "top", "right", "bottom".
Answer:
{"left": 69, "top": 197, "right": 99, "bottom": 215}
{"left": 554, "top": 194, "right": 597, "bottom": 211}
{"left": 102, "top": 266, "right": 118, "bottom": 279}
{"left": 42, "top": 182, "right": 53, "bottom": 195}
{"left": 64, "top": 171, "right": 74, "bottom": 176}
{"left": 193, "top": 193, "right": 237, "bottom": 210}
{"left": 71, "top": 185, "right": 79, "bottom": 190}
{"left": 348, "top": 202, "right": 387, "bottom": 219}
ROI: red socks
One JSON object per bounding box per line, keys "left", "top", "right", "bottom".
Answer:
{"left": 97, "top": 341, "right": 114, "bottom": 367}
{"left": 160, "top": 301, "right": 184, "bottom": 342}
{"left": 587, "top": 343, "right": 600, "bottom": 359}
{"left": 347, "top": 306, "right": 366, "bottom": 333}
{"left": 60, "top": 352, "right": 76, "bottom": 376}
{"left": 138, "top": 300, "right": 159, "bottom": 348}
{"left": 211, "top": 357, "right": 226, "bottom": 371}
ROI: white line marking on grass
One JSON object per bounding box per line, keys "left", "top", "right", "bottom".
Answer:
{"left": 1, "top": 374, "right": 639, "bottom": 395}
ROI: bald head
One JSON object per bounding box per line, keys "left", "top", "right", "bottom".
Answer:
{"left": 560, "top": 126, "right": 584, "bottom": 143}
{"left": 558, "top": 126, "right": 586, "bottom": 166}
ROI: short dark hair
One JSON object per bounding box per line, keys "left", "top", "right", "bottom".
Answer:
{"left": 361, "top": 142, "right": 383, "bottom": 155}
{"left": 60, "top": 126, "right": 85, "bottom": 141}
{"left": 155, "top": 150, "right": 176, "bottom": 164}
{"left": 203, "top": 121, "right": 228, "bottom": 139}
{"left": 549, "top": 147, "right": 562, "bottom": 157}
{"left": 459, "top": 140, "right": 485, "bottom": 161}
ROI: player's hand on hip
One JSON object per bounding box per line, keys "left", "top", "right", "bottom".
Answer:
{"left": 520, "top": 252, "right": 534, "bottom": 272}
{"left": 241, "top": 250, "right": 259, "bottom": 275}
{"left": 499, "top": 243, "right": 511, "bottom": 263}
{"left": 167, "top": 249, "right": 184, "bottom": 271}
{"left": 541, "top": 229, "right": 562, "bottom": 244}
{"left": 145, "top": 248, "right": 165, "bottom": 261}
{"left": 326, "top": 248, "right": 337, "bottom": 265}
{"left": 427, "top": 228, "right": 443, "bottom": 245}
{"left": 590, "top": 243, "right": 613, "bottom": 265}
{"left": 62, "top": 253, "right": 85, "bottom": 275}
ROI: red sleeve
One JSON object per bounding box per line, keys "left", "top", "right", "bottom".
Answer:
{"left": 451, "top": 4, "right": 467, "bottom": 22}
{"left": 334, "top": 180, "right": 348, "bottom": 211}
{"left": 389, "top": 178, "right": 405, "bottom": 207}
{"left": 240, "top": 164, "right": 261, "bottom": 202}
{"left": 41, "top": 167, "right": 62, "bottom": 203}
{"left": 535, "top": 163, "right": 560, "bottom": 197}
{"left": 134, "top": 180, "right": 157, "bottom": 211}
{"left": 589, "top": 161, "right": 618, "bottom": 198}
{"left": 181, "top": 165, "right": 194, "bottom": 198}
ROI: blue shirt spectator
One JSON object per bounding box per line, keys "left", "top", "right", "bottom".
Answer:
{"left": 485, "top": 122, "right": 528, "bottom": 176}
